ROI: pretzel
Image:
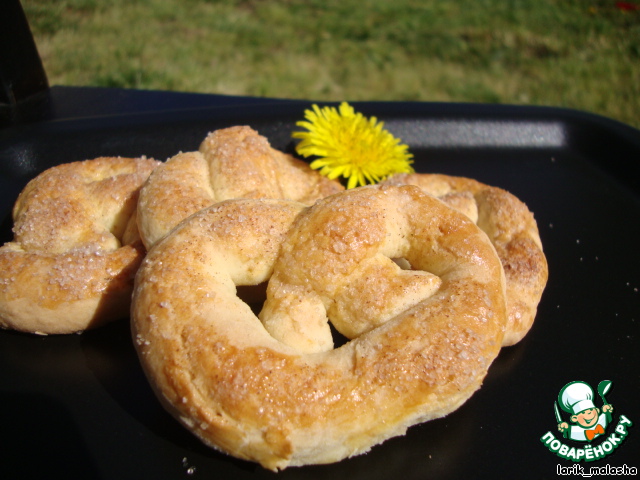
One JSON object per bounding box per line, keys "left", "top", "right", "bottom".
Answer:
{"left": 137, "top": 125, "right": 344, "bottom": 248}
{"left": 0, "top": 156, "right": 160, "bottom": 334}
{"left": 382, "top": 173, "right": 548, "bottom": 346}
{"left": 131, "top": 185, "right": 507, "bottom": 470}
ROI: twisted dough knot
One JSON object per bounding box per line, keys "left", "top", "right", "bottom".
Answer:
{"left": 382, "top": 173, "right": 548, "bottom": 346}
{"left": 0, "top": 156, "right": 160, "bottom": 334}
{"left": 132, "top": 185, "right": 507, "bottom": 470}
{"left": 137, "top": 125, "right": 344, "bottom": 249}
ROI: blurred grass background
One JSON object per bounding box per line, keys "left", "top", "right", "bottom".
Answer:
{"left": 22, "top": 0, "right": 640, "bottom": 128}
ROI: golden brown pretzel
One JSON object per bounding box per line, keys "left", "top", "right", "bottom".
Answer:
{"left": 382, "top": 173, "right": 548, "bottom": 346}
{"left": 137, "top": 125, "right": 344, "bottom": 248}
{"left": 131, "top": 185, "right": 507, "bottom": 470}
{"left": 0, "top": 156, "right": 160, "bottom": 334}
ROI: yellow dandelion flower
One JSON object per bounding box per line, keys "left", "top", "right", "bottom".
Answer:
{"left": 292, "top": 102, "right": 414, "bottom": 189}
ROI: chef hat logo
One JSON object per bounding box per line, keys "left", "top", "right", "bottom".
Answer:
{"left": 558, "top": 381, "right": 596, "bottom": 415}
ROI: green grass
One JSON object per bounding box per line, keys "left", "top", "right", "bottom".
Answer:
{"left": 23, "top": 0, "right": 640, "bottom": 128}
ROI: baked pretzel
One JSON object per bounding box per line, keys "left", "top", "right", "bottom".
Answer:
{"left": 382, "top": 173, "right": 548, "bottom": 346}
{"left": 137, "top": 125, "right": 344, "bottom": 248}
{"left": 0, "top": 156, "right": 160, "bottom": 334}
{"left": 131, "top": 185, "right": 507, "bottom": 470}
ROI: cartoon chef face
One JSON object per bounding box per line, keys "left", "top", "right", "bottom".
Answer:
{"left": 571, "top": 407, "right": 601, "bottom": 428}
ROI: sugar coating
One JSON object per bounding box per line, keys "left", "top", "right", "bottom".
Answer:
{"left": 131, "top": 185, "right": 508, "bottom": 470}
{"left": 382, "top": 173, "right": 548, "bottom": 346}
{"left": 0, "top": 156, "right": 160, "bottom": 334}
{"left": 137, "top": 126, "right": 344, "bottom": 249}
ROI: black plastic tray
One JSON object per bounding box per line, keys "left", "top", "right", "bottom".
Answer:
{"left": 1, "top": 101, "right": 639, "bottom": 479}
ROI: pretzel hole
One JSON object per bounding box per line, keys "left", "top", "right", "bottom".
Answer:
{"left": 328, "top": 322, "right": 350, "bottom": 348}
{"left": 239, "top": 282, "right": 269, "bottom": 315}
{"left": 392, "top": 257, "right": 412, "bottom": 270}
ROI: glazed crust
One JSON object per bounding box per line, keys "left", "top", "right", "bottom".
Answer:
{"left": 131, "top": 185, "right": 507, "bottom": 470}
{"left": 137, "top": 126, "right": 344, "bottom": 249}
{"left": 382, "top": 173, "right": 548, "bottom": 346}
{"left": 0, "top": 156, "right": 160, "bottom": 334}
